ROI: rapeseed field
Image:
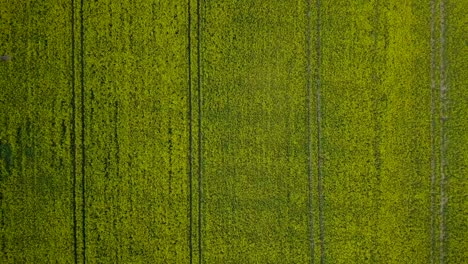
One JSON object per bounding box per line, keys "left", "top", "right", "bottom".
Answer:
{"left": 0, "top": 0, "right": 466, "bottom": 263}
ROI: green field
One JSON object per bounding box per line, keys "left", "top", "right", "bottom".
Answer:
{"left": 0, "top": 0, "right": 466, "bottom": 263}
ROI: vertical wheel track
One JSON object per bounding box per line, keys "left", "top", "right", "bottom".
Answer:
{"left": 196, "top": 0, "right": 203, "bottom": 263}
{"left": 315, "top": 0, "right": 325, "bottom": 263}
{"left": 306, "top": 0, "right": 315, "bottom": 262}
{"left": 438, "top": 0, "right": 448, "bottom": 263}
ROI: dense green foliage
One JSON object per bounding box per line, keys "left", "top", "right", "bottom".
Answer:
{"left": 0, "top": 0, "right": 466, "bottom": 263}
{"left": 201, "top": 1, "right": 311, "bottom": 262}
{"left": 0, "top": 1, "right": 75, "bottom": 262}
{"left": 320, "top": 1, "right": 433, "bottom": 262}
{"left": 445, "top": 1, "right": 468, "bottom": 263}
{"left": 83, "top": 1, "right": 190, "bottom": 263}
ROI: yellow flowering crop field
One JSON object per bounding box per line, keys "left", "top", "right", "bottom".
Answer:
{"left": 0, "top": 0, "right": 466, "bottom": 263}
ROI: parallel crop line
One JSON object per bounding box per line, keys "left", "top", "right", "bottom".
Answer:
{"left": 71, "top": 0, "right": 78, "bottom": 262}
{"left": 80, "top": 0, "right": 86, "bottom": 262}
{"left": 315, "top": 0, "right": 325, "bottom": 263}
{"left": 197, "top": 0, "right": 203, "bottom": 263}
{"left": 370, "top": 1, "right": 383, "bottom": 262}
{"left": 430, "top": 0, "right": 437, "bottom": 262}
{"left": 187, "top": 0, "right": 194, "bottom": 262}
{"left": 438, "top": 0, "right": 448, "bottom": 263}
{"left": 306, "top": 0, "right": 315, "bottom": 262}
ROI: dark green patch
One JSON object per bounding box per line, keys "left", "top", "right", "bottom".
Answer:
{"left": 0, "top": 142, "right": 12, "bottom": 180}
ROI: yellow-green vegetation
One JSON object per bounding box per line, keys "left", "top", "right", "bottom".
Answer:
{"left": 319, "top": 0, "right": 434, "bottom": 262}
{"left": 0, "top": 0, "right": 75, "bottom": 262}
{"left": 445, "top": 1, "right": 468, "bottom": 263}
{"left": 0, "top": 0, "right": 467, "bottom": 263}
{"left": 82, "top": 1, "right": 190, "bottom": 262}
{"left": 200, "top": 1, "right": 311, "bottom": 263}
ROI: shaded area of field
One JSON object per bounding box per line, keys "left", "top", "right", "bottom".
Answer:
{"left": 0, "top": 0, "right": 466, "bottom": 263}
